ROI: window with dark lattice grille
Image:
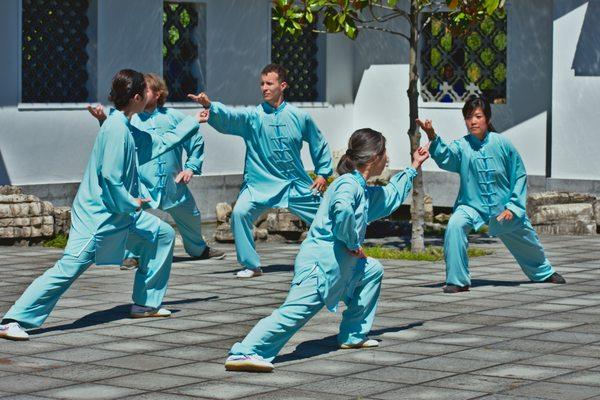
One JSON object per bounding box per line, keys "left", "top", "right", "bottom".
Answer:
{"left": 420, "top": 9, "right": 507, "bottom": 103}
{"left": 271, "top": 20, "right": 319, "bottom": 102}
{"left": 21, "top": 0, "right": 90, "bottom": 103}
{"left": 163, "top": 2, "right": 201, "bottom": 102}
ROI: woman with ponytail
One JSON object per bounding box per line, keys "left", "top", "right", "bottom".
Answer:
{"left": 225, "top": 128, "right": 429, "bottom": 372}
{"left": 417, "top": 96, "right": 565, "bottom": 294}
{"left": 0, "top": 69, "right": 206, "bottom": 341}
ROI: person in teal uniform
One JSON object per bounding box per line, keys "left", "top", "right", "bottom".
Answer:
{"left": 0, "top": 69, "right": 206, "bottom": 341}
{"left": 87, "top": 73, "right": 224, "bottom": 269}
{"left": 224, "top": 128, "right": 430, "bottom": 372}
{"left": 188, "top": 64, "right": 333, "bottom": 278}
{"left": 416, "top": 96, "right": 566, "bottom": 294}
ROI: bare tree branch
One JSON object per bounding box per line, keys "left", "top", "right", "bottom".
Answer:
{"left": 356, "top": 24, "right": 411, "bottom": 41}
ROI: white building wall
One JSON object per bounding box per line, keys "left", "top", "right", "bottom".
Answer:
{"left": 551, "top": 1, "right": 600, "bottom": 180}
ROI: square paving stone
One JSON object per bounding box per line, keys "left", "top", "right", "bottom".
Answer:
{"left": 36, "top": 383, "right": 143, "bottom": 399}
{"left": 280, "top": 359, "right": 379, "bottom": 376}
{"left": 518, "top": 354, "right": 600, "bottom": 370}
{"left": 36, "top": 347, "right": 128, "bottom": 363}
{"left": 304, "top": 376, "right": 399, "bottom": 397}
{"left": 502, "top": 382, "right": 600, "bottom": 400}
{"left": 0, "top": 373, "right": 76, "bottom": 394}
{"left": 351, "top": 366, "right": 454, "bottom": 384}
{"left": 401, "top": 356, "right": 502, "bottom": 373}
{"left": 427, "top": 373, "right": 530, "bottom": 392}
{"left": 373, "top": 385, "right": 486, "bottom": 400}
{"left": 550, "top": 370, "right": 600, "bottom": 386}
{"left": 474, "top": 363, "right": 571, "bottom": 380}
{"left": 169, "top": 381, "right": 278, "bottom": 399}
{"left": 100, "top": 371, "right": 200, "bottom": 391}
{"left": 94, "top": 354, "right": 191, "bottom": 371}
{"left": 32, "top": 363, "right": 135, "bottom": 382}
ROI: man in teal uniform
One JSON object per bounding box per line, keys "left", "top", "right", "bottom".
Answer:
{"left": 0, "top": 69, "right": 206, "bottom": 340}
{"left": 189, "top": 64, "right": 333, "bottom": 278}
{"left": 417, "top": 96, "right": 565, "bottom": 293}
{"left": 88, "top": 73, "right": 224, "bottom": 269}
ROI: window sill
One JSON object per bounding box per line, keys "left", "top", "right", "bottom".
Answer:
{"left": 418, "top": 102, "right": 465, "bottom": 110}
{"left": 18, "top": 103, "right": 92, "bottom": 111}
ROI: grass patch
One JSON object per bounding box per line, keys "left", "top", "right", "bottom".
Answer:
{"left": 43, "top": 234, "right": 68, "bottom": 249}
{"left": 363, "top": 245, "right": 493, "bottom": 261}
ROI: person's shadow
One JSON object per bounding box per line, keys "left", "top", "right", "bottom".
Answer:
{"left": 210, "top": 264, "right": 294, "bottom": 275}
{"left": 28, "top": 296, "right": 218, "bottom": 335}
{"left": 422, "top": 279, "right": 530, "bottom": 289}
{"left": 274, "top": 321, "right": 424, "bottom": 363}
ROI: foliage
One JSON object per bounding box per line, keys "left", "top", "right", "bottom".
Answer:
{"left": 43, "top": 234, "right": 68, "bottom": 249}
{"left": 363, "top": 244, "right": 493, "bottom": 261}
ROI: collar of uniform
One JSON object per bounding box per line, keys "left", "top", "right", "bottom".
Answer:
{"left": 138, "top": 107, "right": 160, "bottom": 120}
{"left": 468, "top": 131, "right": 491, "bottom": 147}
{"left": 112, "top": 109, "right": 129, "bottom": 124}
{"left": 262, "top": 101, "right": 287, "bottom": 114}
{"left": 350, "top": 170, "right": 367, "bottom": 188}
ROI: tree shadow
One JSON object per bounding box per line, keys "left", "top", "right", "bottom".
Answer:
{"left": 210, "top": 264, "right": 294, "bottom": 275}
{"left": 572, "top": 1, "right": 600, "bottom": 76}
{"left": 274, "top": 322, "right": 424, "bottom": 363}
{"left": 28, "top": 296, "right": 218, "bottom": 335}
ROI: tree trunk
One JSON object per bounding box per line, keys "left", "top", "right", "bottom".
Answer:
{"left": 408, "top": 0, "right": 424, "bottom": 252}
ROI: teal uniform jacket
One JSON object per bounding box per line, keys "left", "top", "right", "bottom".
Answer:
{"left": 207, "top": 101, "right": 333, "bottom": 206}
{"left": 70, "top": 110, "right": 199, "bottom": 266}
{"left": 106, "top": 107, "right": 204, "bottom": 210}
{"left": 429, "top": 132, "right": 527, "bottom": 235}
{"left": 293, "top": 168, "right": 417, "bottom": 312}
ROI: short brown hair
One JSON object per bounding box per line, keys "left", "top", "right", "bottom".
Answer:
{"left": 144, "top": 73, "right": 169, "bottom": 106}
{"left": 261, "top": 63, "right": 287, "bottom": 83}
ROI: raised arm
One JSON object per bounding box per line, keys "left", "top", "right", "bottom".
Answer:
{"left": 135, "top": 114, "right": 201, "bottom": 165}
{"left": 167, "top": 108, "right": 204, "bottom": 175}
{"left": 416, "top": 118, "right": 461, "bottom": 173}
{"left": 188, "top": 92, "right": 253, "bottom": 138}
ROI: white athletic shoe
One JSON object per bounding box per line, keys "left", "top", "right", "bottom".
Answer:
{"left": 225, "top": 354, "right": 274, "bottom": 372}
{"left": 340, "top": 338, "right": 379, "bottom": 349}
{"left": 236, "top": 268, "right": 263, "bottom": 279}
{"left": 0, "top": 322, "right": 29, "bottom": 341}
{"left": 130, "top": 305, "right": 171, "bottom": 319}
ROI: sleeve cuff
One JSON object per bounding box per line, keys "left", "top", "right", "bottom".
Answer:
{"left": 505, "top": 203, "right": 525, "bottom": 219}
{"left": 405, "top": 167, "right": 418, "bottom": 178}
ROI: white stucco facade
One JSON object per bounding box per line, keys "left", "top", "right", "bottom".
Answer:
{"left": 1, "top": 0, "right": 598, "bottom": 219}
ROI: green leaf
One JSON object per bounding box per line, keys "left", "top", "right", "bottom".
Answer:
{"left": 306, "top": 12, "right": 314, "bottom": 23}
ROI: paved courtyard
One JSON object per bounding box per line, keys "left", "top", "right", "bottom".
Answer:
{"left": 0, "top": 233, "right": 599, "bottom": 400}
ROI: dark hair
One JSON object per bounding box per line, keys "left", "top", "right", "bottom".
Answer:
{"left": 337, "top": 128, "right": 387, "bottom": 175}
{"left": 462, "top": 96, "right": 496, "bottom": 132}
{"left": 108, "top": 69, "right": 147, "bottom": 110}
{"left": 261, "top": 63, "right": 287, "bottom": 83}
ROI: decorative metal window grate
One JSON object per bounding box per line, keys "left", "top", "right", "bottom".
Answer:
{"left": 420, "top": 10, "right": 507, "bottom": 103}
{"left": 163, "top": 2, "right": 200, "bottom": 101}
{"left": 22, "top": 0, "right": 90, "bottom": 103}
{"left": 271, "top": 21, "right": 319, "bottom": 102}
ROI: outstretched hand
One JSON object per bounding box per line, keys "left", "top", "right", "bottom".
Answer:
{"left": 416, "top": 118, "right": 436, "bottom": 141}
{"left": 187, "top": 92, "right": 211, "bottom": 108}
{"left": 196, "top": 109, "right": 209, "bottom": 123}
{"left": 87, "top": 105, "right": 107, "bottom": 122}
{"left": 411, "top": 145, "right": 430, "bottom": 169}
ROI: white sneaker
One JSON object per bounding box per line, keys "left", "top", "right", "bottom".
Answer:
{"left": 225, "top": 354, "right": 274, "bottom": 372}
{"left": 236, "top": 268, "right": 263, "bottom": 279}
{"left": 0, "top": 322, "right": 29, "bottom": 341}
{"left": 340, "top": 338, "right": 379, "bottom": 349}
{"left": 130, "top": 305, "right": 171, "bottom": 319}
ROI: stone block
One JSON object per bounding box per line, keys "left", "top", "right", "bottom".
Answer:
{"left": 529, "top": 203, "right": 593, "bottom": 225}
{"left": 424, "top": 194, "right": 434, "bottom": 223}
{"left": 527, "top": 191, "right": 596, "bottom": 210}
{"left": 255, "top": 228, "right": 268, "bottom": 241}
{"left": 42, "top": 201, "right": 54, "bottom": 215}
{"left": 0, "top": 217, "right": 30, "bottom": 227}
{"left": 266, "top": 209, "right": 306, "bottom": 233}
{"left": 0, "top": 204, "right": 11, "bottom": 218}
{"left": 42, "top": 224, "right": 55, "bottom": 237}
{"left": 434, "top": 213, "right": 451, "bottom": 224}
{"left": 30, "top": 216, "right": 43, "bottom": 226}
{"left": 0, "top": 185, "right": 22, "bottom": 195}
{"left": 10, "top": 203, "right": 29, "bottom": 217}
{"left": 29, "top": 202, "right": 43, "bottom": 216}
{"left": 214, "top": 223, "right": 234, "bottom": 243}
{"left": 533, "top": 222, "right": 597, "bottom": 236}
{"left": 215, "top": 202, "right": 232, "bottom": 223}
